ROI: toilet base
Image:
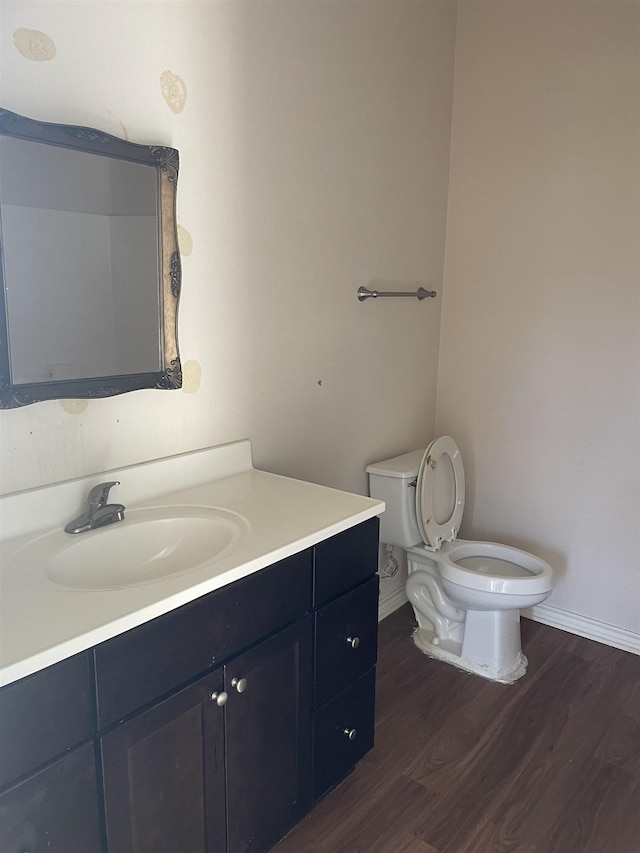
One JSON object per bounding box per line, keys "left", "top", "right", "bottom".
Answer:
{"left": 412, "top": 617, "right": 528, "bottom": 684}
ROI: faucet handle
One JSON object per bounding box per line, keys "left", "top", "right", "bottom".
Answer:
{"left": 87, "top": 480, "right": 120, "bottom": 508}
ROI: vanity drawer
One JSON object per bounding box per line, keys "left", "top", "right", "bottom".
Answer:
{"left": 94, "top": 549, "right": 312, "bottom": 728}
{"left": 313, "top": 517, "right": 379, "bottom": 606}
{"left": 313, "top": 667, "right": 376, "bottom": 800}
{"left": 314, "top": 575, "right": 379, "bottom": 709}
{"left": 0, "top": 651, "right": 94, "bottom": 790}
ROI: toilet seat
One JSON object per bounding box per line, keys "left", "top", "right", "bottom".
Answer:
{"left": 416, "top": 436, "right": 465, "bottom": 549}
{"left": 437, "top": 540, "right": 555, "bottom": 598}
{"left": 414, "top": 437, "right": 554, "bottom": 597}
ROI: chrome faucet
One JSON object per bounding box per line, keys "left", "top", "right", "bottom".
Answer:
{"left": 64, "top": 481, "right": 126, "bottom": 534}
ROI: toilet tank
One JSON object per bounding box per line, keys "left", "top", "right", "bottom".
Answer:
{"left": 366, "top": 449, "right": 424, "bottom": 548}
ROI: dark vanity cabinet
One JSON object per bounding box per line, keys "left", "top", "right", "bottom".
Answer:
{"left": 0, "top": 517, "right": 379, "bottom": 853}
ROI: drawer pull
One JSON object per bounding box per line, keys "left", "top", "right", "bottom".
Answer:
{"left": 346, "top": 636, "right": 360, "bottom": 649}
{"left": 343, "top": 727, "right": 357, "bottom": 741}
{"left": 231, "top": 676, "right": 248, "bottom": 693}
{"left": 210, "top": 691, "right": 228, "bottom": 706}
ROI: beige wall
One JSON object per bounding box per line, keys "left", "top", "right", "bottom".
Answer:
{"left": 438, "top": 1, "right": 640, "bottom": 632}
{"left": 0, "top": 1, "right": 456, "bottom": 499}
{"left": 2, "top": 1, "right": 638, "bottom": 638}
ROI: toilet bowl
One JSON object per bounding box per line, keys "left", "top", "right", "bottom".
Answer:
{"left": 366, "top": 437, "right": 554, "bottom": 683}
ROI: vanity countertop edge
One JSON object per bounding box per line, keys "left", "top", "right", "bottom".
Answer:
{"left": 0, "top": 440, "right": 385, "bottom": 687}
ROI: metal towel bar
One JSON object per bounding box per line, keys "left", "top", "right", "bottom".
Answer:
{"left": 357, "top": 286, "right": 436, "bottom": 302}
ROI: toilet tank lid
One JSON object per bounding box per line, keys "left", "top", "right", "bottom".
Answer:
{"left": 366, "top": 449, "right": 425, "bottom": 479}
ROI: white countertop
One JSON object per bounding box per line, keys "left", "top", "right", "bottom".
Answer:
{"left": 0, "top": 440, "right": 384, "bottom": 687}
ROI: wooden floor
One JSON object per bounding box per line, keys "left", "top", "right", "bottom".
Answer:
{"left": 273, "top": 604, "right": 640, "bottom": 853}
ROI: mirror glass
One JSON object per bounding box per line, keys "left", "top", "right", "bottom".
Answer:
{"left": 0, "top": 109, "right": 182, "bottom": 408}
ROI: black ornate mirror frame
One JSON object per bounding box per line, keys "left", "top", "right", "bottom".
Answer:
{"left": 0, "top": 109, "right": 182, "bottom": 408}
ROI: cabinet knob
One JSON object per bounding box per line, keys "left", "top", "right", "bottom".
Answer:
{"left": 346, "top": 636, "right": 360, "bottom": 649}
{"left": 210, "top": 691, "right": 228, "bottom": 706}
{"left": 343, "top": 727, "right": 357, "bottom": 741}
{"left": 231, "top": 676, "right": 248, "bottom": 693}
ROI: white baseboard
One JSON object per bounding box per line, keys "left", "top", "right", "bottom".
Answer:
{"left": 522, "top": 602, "right": 640, "bottom": 656}
{"left": 378, "top": 586, "right": 408, "bottom": 621}
{"left": 379, "top": 589, "right": 640, "bottom": 657}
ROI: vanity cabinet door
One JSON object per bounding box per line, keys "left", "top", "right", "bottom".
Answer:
{"left": 101, "top": 669, "right": 226, "bottom": 853}
{"left": 0, "top": 742, "right": 103, "bottom": 853}
{"left": 225, "top": 616, "right": 313, "bottom": 853}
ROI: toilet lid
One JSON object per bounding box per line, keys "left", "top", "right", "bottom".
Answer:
{"left": 416, "top": 436, "right": 465, "bottom": 549}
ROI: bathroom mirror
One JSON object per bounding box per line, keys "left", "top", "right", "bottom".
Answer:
{"left": 0, "top": 108, "right": 182, "bottom": 408}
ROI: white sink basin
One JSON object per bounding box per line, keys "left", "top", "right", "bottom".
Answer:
{"left": 16, "top": 506, "right": 248, "bottom": 591}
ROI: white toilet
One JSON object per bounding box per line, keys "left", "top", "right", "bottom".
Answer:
{"left": 366, "top": 436, "right": 554, "bottom": 683}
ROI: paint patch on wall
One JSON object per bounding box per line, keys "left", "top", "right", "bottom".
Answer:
{"left": 178, "top": 225, "right": 193, "bottom": 257}
{"left": 13, "top": 28, "right": 56, "bottom": 62}
{"left": 60, "top": 399, "right": 89, "bottom": 415}
{"left": 160, "top": 71, "right": 187, "bottom": 114}
{"left": 182, "top": 360, "right": 201, "bottom": 394}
